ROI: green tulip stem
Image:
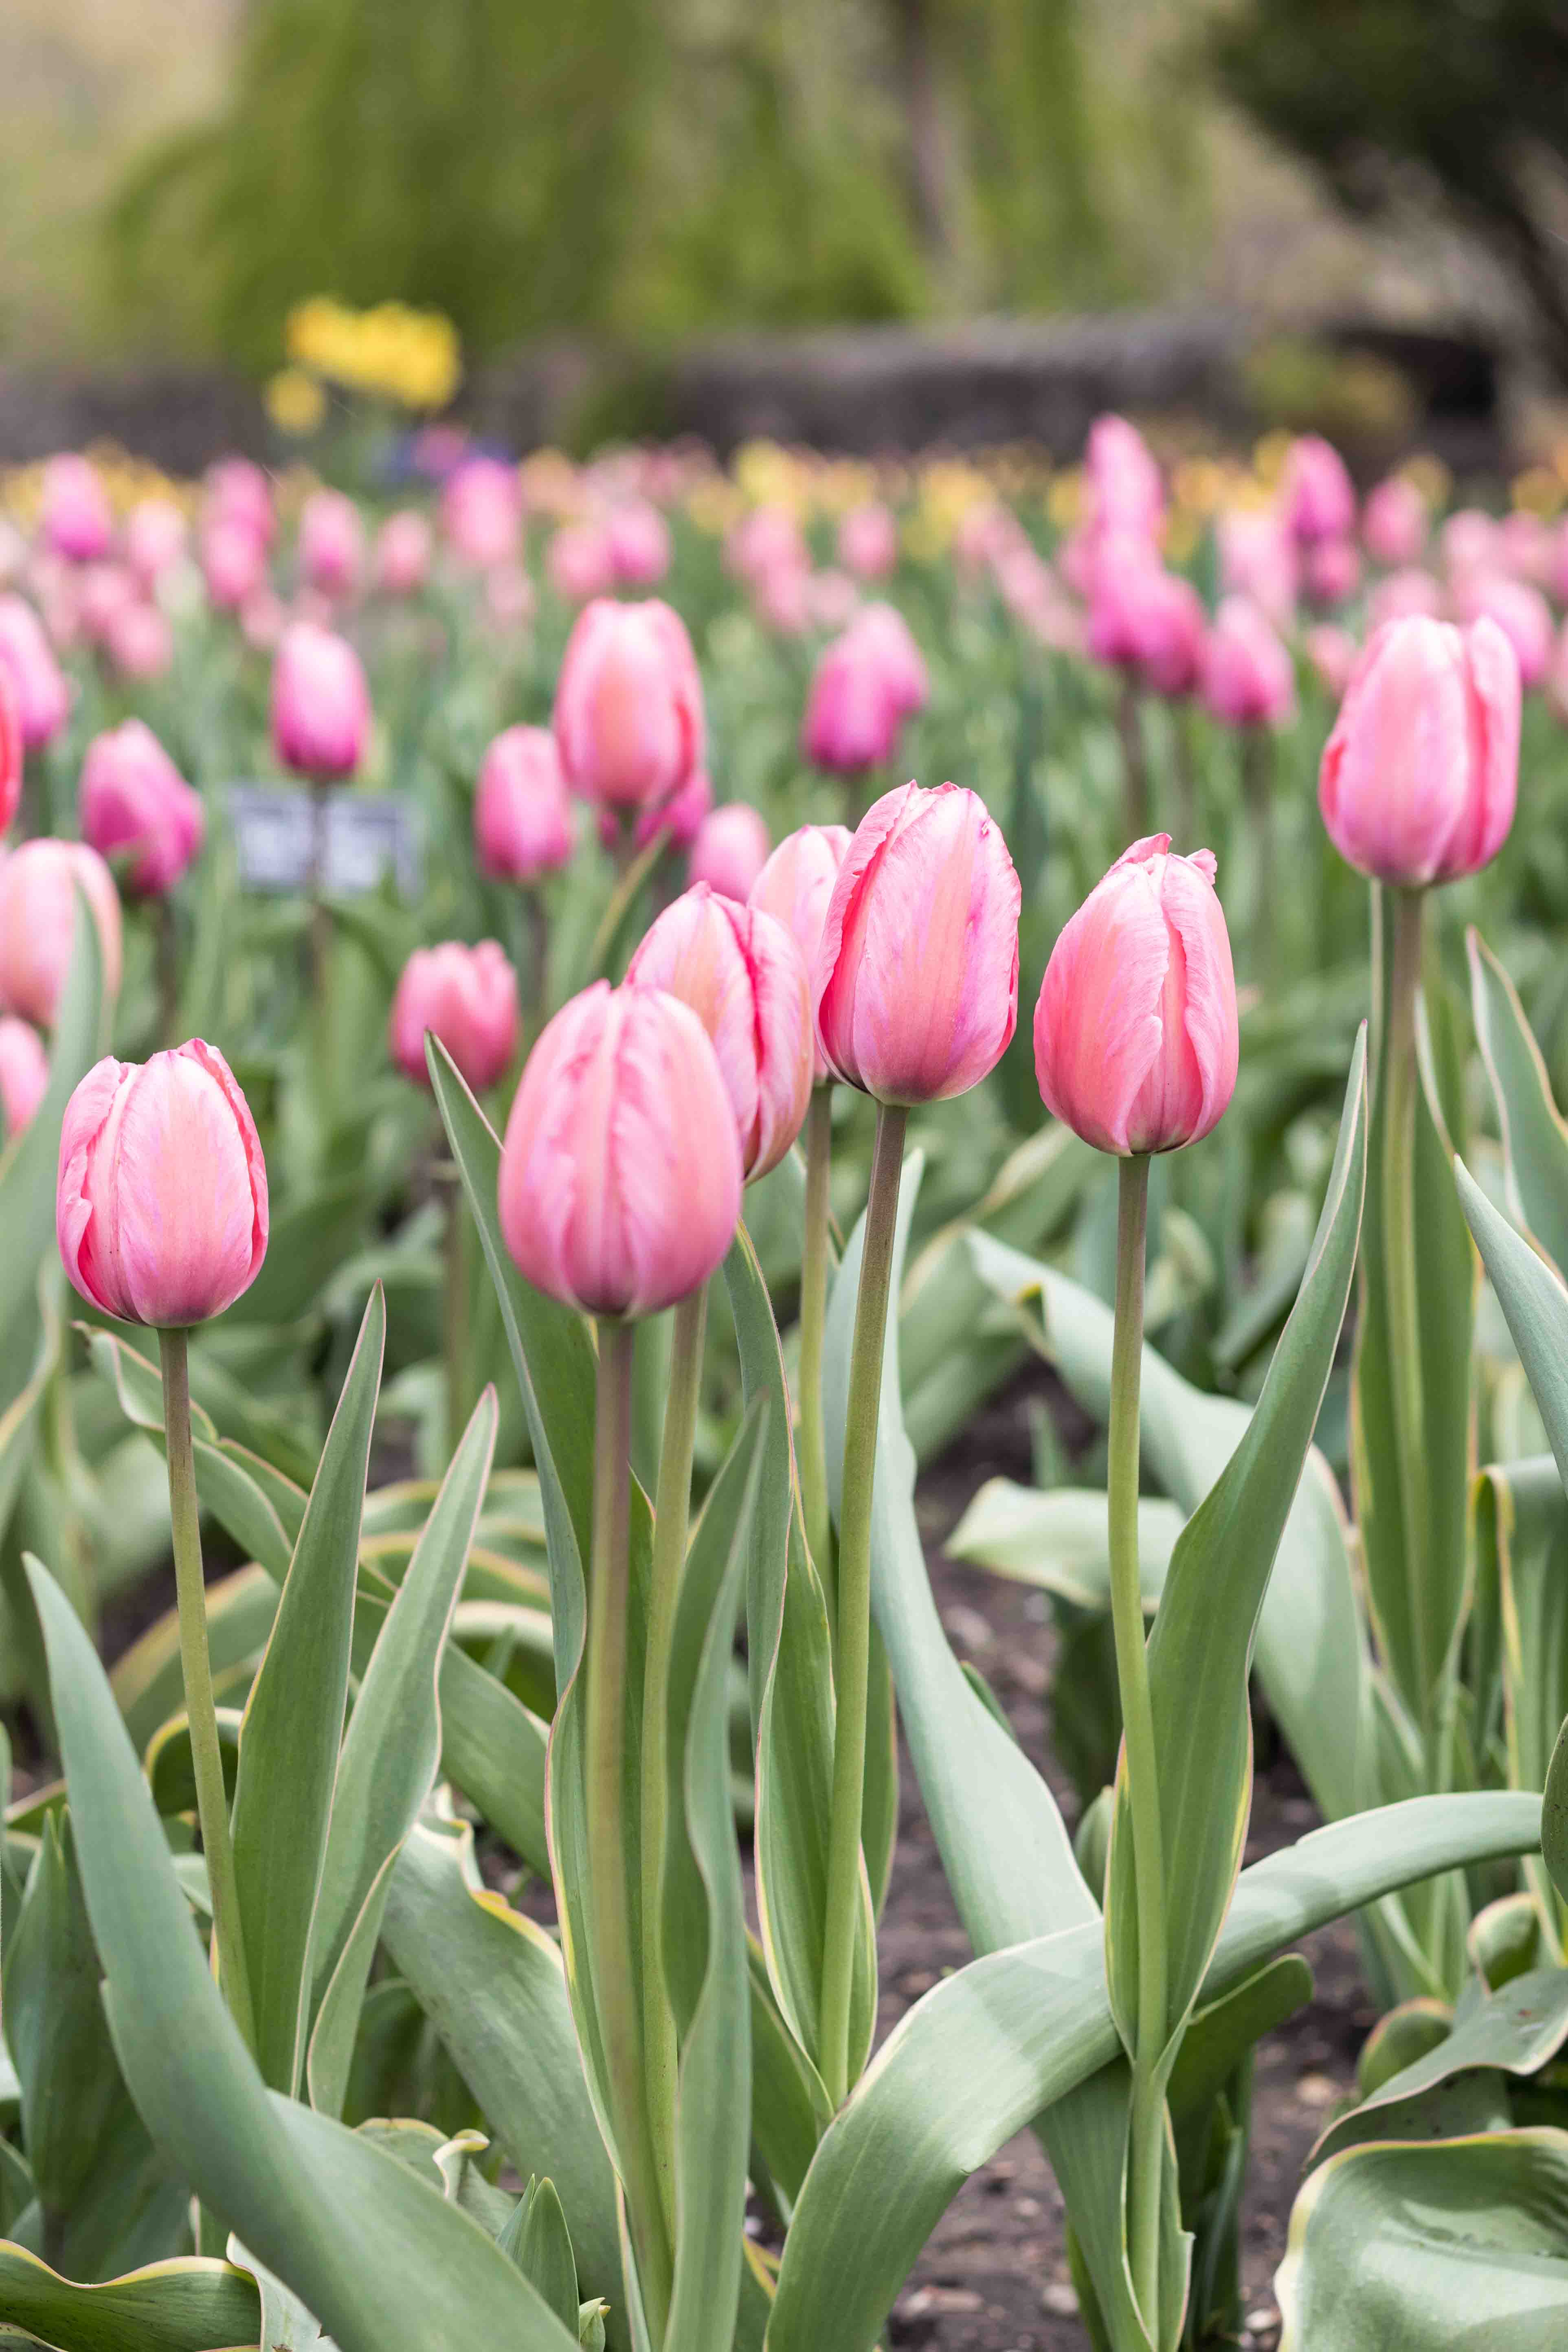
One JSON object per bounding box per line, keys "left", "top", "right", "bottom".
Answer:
{"left": 797, "top": 1085, "right": 836, "bottom": 1590}
{"left": 443, "top": 1165, "right": 469, "bottom": 1460}
{"left": 819, "top": 1099, "right": 907, "bottom": 2108}
{"left": 1384, "top": 885, "right": 1431, "bottom": 1737}
{"left": 1116, "top": 674, "right": 1149, "bottom": 841}
{"left": 158, "top": 1326, "right": 256, "bottom": 2059}
{"left": 640, "top": 1279, "right": 707, "bottom": 2239}
{"left": 1108, "top": 1152, "right": 1167, "bottom": 2337}
{"left": 1242, "top": 725, "right": 1276, "bottom": 987}
{"left": 586, "top": 1318, "right": 673, "bottom": 2341}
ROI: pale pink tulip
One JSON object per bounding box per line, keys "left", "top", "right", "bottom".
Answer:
{"left": 1086, "top": 541, "right": 1205, "bottom": 694}
{"left": 125, "top": 499, "right": 189, "bottom": 589}
{"left": 202, "top": 518, "right": 269, "bottom": 613}
{"left": 547, "top": 520, "right": 616, "bottom": 605}
{"left": 1306, "top": 624, "right": 1358, "bottom": 701}
{"left": 1370, "top": 568, "right": 1443, "bottom": 628}
{"left": 1319, "top": 615, "right": 1519, "bottom": 886}
{"left": 204, "top": 458, "right": 275, "bottom": 548}
{"left": 1500, "top": 510, "right": 1553, "bottom": 586}
{"left": 806, "top": 570, "right": 862, "bottom": 631}
{"left": 441, "top": 459, "right": 521, "bottom": 571}
{"left": 1281, "top": 437, "right": 1355, "bottom": 547}
{"left": 0, "top": 1018, "right": 47, "bottom": 1139}
{"left": 0, "top": 841, "right": 121, "bottom": 1024}
{"left": 1362, "top": 476, "right": 1427, "bottom": 569}
{"left": 57, "top": 1040, "right": 267, "bottom": 1326}
{"left": 474, "top": 727, "right": 575, "bottom": 883}
{"left": 1084, "top": 416, "right": 1164, "bottom": 540}
{"left": 750, "top": 823, "right": 852, "bottom": 1081}
{"left": 0, "top": 661, "right": 20, "bottom": 833}
{"left": 0, "top": 597, "right": 71, "bottom": 749}
{"left": 497, "top": 981, "right": 741, "bottom": 1317}
{"left": 727, "top": 506, "right": 808, "bottom": 587}
{"left": 374, "top": 511, "right": 433, "bottom": 597}
{"left": 607, "top": 501, "right": 671, "bottom": 587}
{"left": 553, "top": 598, "right": 704, "bottom": 811}
{"left": 838, "top": 502, "right": 899, "bottom": 581}
{"left": 687, "top": 803, "right": 770, "bottom": 903}
{"left": 802, "top": 628, "right": 900, "bottom": 775}
{"left": 1201, "top": 597, "right": 1296, "bottom": 728}
{"left": 628, "top": 885, "right": 812, "bottom": 1179}
{"left": 390, "top": 941, "right": 518, "bottom": 1092}
{"left": 270, "top": 623, "right": 371, "bottom": 782}
{"left": 852, "top": 603, "right": 928, "bottom": 718}
{"left": 1217, "top": 509, "right": 1297, "bottom": 629}
{"left": 1303, "top": 537, "right": 1361, "bottom": 608}
{"left": 1461, "top": 574, "right": 1553, "bottom": 691}
{"left": 40, "top": 455, "right": 114, "bottom": 564}
{"left": 297, "top": 490, "right": 364, "bottom": 598}
{"left": 1034, "top": 835, "right": 1237, "bottom": 1157}
{"left": 751, "top": 560, "right": 813, "bottom": 637}
{"left": 483, "top": 562, "right": 535, "bottom": 633}
{"left": 815, "top": 780, "right": 1020, "bottom": 1105}
{"left": 1442, "top": 510, "right": 1500, "bottom": 595}
{"left": 77, "top": 564, "right": 138, "bottom": 648}
{"left": 79, "top": 722, "right": 204, "bottom": 898}
{"left": 107, "top": 598, "right": 175, "bottom": 683}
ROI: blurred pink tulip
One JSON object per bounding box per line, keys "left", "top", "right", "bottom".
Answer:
{"left": 125, "top": 499, "right": 189, "bottom": 589}
{"left": 607, "top": 500, "right": 671, "bottom": 587}
{"left": 0, "top": 596, "right": 71, "bottom": 749}
{"left": 205, "top": 458, "right": 275, "bottom": 548}
{"left": 79, "top": 721, "right": 204, "bottom": 897}
{"left": 1442, "top": 509, "right": 1499, "bottom": 594}
{"left": 815, "top": 780, "right": 1020, "bottom": 1105}
{"left": 0, "top": 840, "right": 122, "bottom": 1023}
{"left": 1084, "top": 416, "right": 1164, "bottom": 540}
{"left": 751, "top": 560, "right": 813, "bottom": 637}
{"left": 202, "top": 517, "right": 269, "bottom": 613}
{"left": 390, "top": 940, "right": 518, "bottom": 1092}
{"left": 687, "top": 802, "right": 770, "bottom": 902}
{"left": 239, "top": 587, "right": 286, "bottom": 652}
{"left": 0, "top": 1017, "right": 47, "bottom": 1139}
{"left": 106, "top": 597, "right": 175, "bottom": 683}
{"left": 838, "top": 502, "right": 899, "bottom": 581}
{"left": 547, "top": 520, "right": 616, "bottom": 605}
{"left": 373, "top": 510, "right": 433, "bottom": 597}
{"left": 1499, "top": 510, "right": 1553, "bottom": 586}
{"left": 1217, "top": 509, "right": 1297, "bottom": 629}
{"left": 497, "top": 979, "right": 742, "bottom": 1317}
{"left": 1362, "top": 476, "right": 1427, "bottom": 569}
{"left": 802, "top": 628, "right": 900, "bottom": 774}
{"left": 56, "top": 1040, "right": 267, "bottom": 1326}
{"left": 1034, "top": 834, "right": 1238, "bottom": 1157}
{"left": 40, "top": 455, "right": 114, "bottom": 563}
{"left": 852, "top": 603, "right": 928, "bottom": 717}
{"left": 1306, "top": 624, "right": 1359, "bottom": 701}
{"left": 1547, "top": 619, "right": 1568, "bottom": 726}
{"left": 270, "top": 622, "right": 371, "bottom": 782}
{"left": 1086, "top": 546, "right": 1205, "bottom": 695}
{"left": 1319, "top": 615, "right": 1519, "bottom": 885}
{"left": 632, "top": 766, "right": 713, "bottom": 853}
{"left": 77, "top": 564, "right": 138, "bottom": 648}
{"left": 553, "top": 597, "right": 704, "bottom": 811}
{"left": 298, "top": 490, "right": 364, "bottom": 599}
{"left": 441, "top": 458, "right": 521, "bottom": 571}
{"left": 628, "top": 884, "right": 813, "bottom": 1178}
{"left": 727, "top": 505, "right": 808, "bottom": 587}
{"left": 474, "top": 726, "right": 575, "bottom": 883}
{"left": 1461, "top": 574, "right": 1553, "bottom": 691}
{"left": 1302, "top": 536, "right": 1361, "bottom": 608}
{"left": 1370, "top": 568, "right": 1444, "bottom": 628}
{"left": 1281, "top": 437, "right": 1356, "bottom": 547}
{"left": 806, "top": 570, "right": 862, "bottom": 630}
{"left": 0, "top": 661, "right": 19, "bottom": 832}
{"left": 750, "top": 822, "right": 852, "bottom": 1081}
{"left": 483, "top": 563, "right": 536, "bottom": 633}
{"left": 1201, "top": 597, "right": 1296, "bottom": 728}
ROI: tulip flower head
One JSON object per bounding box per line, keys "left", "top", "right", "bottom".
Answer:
{"left": 57, "top": 1041, "right": 268, "bottom": 1325}
{"left": 751, "top": 822, "right": 852, "bottom": 1083}
{"left": 606, "top": 500, "right": 671, "bottom": 587}
{"left": 838, "top": 502, "right": 899, "bottom": 582}
{"left": 628, "top": 884, "right": 813, "bottom": 1180}
{"left": 441, "top": 458, "right": 521, "bottom": 571}
{"left": 0, "top": 596, "right": 71, "bottom": 751}
{"left": 687, "top": 802, "right": 770, "bottom": 903}
{"left": 125, "top": 498, "right": 189, "bottom": 590}
{"left": 1201, "top": 597, "right": 1296, "bottom": 729}
{"left": 548, "top": 520, "right": 616, "bottom": 605}
{"left": 270, "top": 622, "right": 371, "bottom": 783}
{"left": 0, "top": 840, "right": 122, "bottom": 1026}
{"left": 1281, "top": 436, "right": 1356, "bottom": 547}
{"left": 0, "top": 1018, "right": 48, "bottom": 1140}
{"left": 1363, "top": 476, "right": 1428, "bottom": 570}
{"left": 40, "top": 455, "right": 114, "bottom": 564}
{"left": 1034, "top": 836, "right": 1238, "bottom": 1157}
{"left": 815, "top": 780, "right": 1021, "bottom": 1105}
{"left": 553, "top": 597, "right": 704, "bottom": 813}
{"left": 374, "top": 511, "right": 433, "bottom": 597}
{"left": 0, "top": 659, "right": 20, "bottom": 834}
{"left": 497, "top": 980, "right": 742, "bottom": 1318}
{"left": 389, "top": 941, "right": 518, "bottom": 1093}
{"left": 297, "top": 490, "right": 364, "bottom": 599}
{"left": 633, "top": 766, "right": 713, "bottom": 854}
{"left": 1318, "top": 615, "right": 1519, "bottom": 887}
{"left": 1462, "top": 575, "right": 1552, "bottom": 692}
{"left": 474, "top": 725, "right": 575, "bottom": 883}
{"left": 201, "top": 517, "right": 268, "bottom": 613}
{"left": 205, "top": 458, "right": 275, "bottom": 549}
{"left": 107, "top": 599, "right": 175, "bottom": 684}
{"left": 1084, "top": 416, "right": 1165, "bottom": 542}
{"left": 79, "top": 720, "right": 205, "bottom": 898}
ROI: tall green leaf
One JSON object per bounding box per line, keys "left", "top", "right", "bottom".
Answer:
{"left": 1469, "top": 926, "right": 1568, "bottom": 1278}
{"left": 0, "top": 2244, "right": 258, "bottom": 2352}
{"left": 1457, "top": 1160, "right": 1568, "bottom": 1492}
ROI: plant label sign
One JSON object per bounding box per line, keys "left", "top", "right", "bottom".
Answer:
{"left": 228, "top": 784, "right": 420, "bottom": 898}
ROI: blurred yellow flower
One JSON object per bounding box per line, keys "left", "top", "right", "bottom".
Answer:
{"left": 266, "top": 369, "right": 328, "bottom": 437}
{"left": 283, "top": 297, "right": 461, "bottom": 412}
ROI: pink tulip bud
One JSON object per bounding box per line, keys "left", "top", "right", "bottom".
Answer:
{"left": 750, "top": 822, "right": 852, "bottom": 1082}
{"left": 806, "top": 569, "right": 862, "bottom": 631}
{"left": 270, "top": 622, "right": 371, "bottom": 783}
{"left": 1370, "top": 568, "right": 1443, "bottom": 628}
{"left": 1362, "top": 476, "right": 1427, "bottom": 569}
{"left": 1281, "top": 436, "right": 1355, "bottom": 547}
{"left": 1302, "top": 536, "right": 1360, "bottom": 609}
{"left": 1319, "top": 615, "right": 1519, "bottom": 887}
{"left": 838, "top": 502, "right": 899, "bottom": 582}
{"left": 0, "top": 661, "right": 20, "bottom": 833}
{"left": 1084, "top": 416, "right": 1165, "bottom": 540}
{"left": 441, "top": 459, "right": 521, "bottom": 571}
{"left": 79, "top": 721, "right": 204, "bottom": 898}
{"left": 727, "top": 506, "right": 808, "bottom": 588}
{"left": 297, "top": 490, "right": 364, "bottom": 599}
{"left": 124, "top": 498, "right": 188, "bottom": 589}
{"left": 1442, "top": 510, "right": 1499, "bottom": 594}
{"left": 0, "top": 1017, "right": 47, "bottom": 1139}
{"left": 1499, "top": 510, "right": 1552, "bottom": 586}
{"left": 632, "top": 766, "right": 713, "bottom": 854}
{"left": 106, "top": 597, "right": 175, "bottom": 684}
{"left": 553, "top": 597, "right": 704, "bottom": 811}
{"left": 474, "top": 726, "right": 575, "bottom": 883}
{"left": 1306, "top": 624, "right": 1358, "bottom": 701}
{"left": 547, "top": 520, "right": 616, "bottom": 605}
{"left": 389, "top": 941, "right": 518, "bottom": 1092}
{"left": 205, "top": 458, "right": 275, "bottom": 548}
{"left": 1218, "top": 509, "right": 1297, "bottom": 629}
{"left": 802, "top": 628, "right": 898, "bottom": 776}
{"left": 687, "top": 802, "right": 770, "bottom": 903}
{"left": 202, "top": 517, "right": 268, "bottom": 613}
{"left": 483, "top": 562, "right": 536, "bottom": 633}
{"left": 56, "top": 1039, "right": 268, "bottom": 1326}
{"left": 497, "top": 980, "right": 742, "bottom": 1318}
{"left": 1035, "top": 835, "right": 1237, "bottom": 1157}
{"left": 815, "top": 780, "right": 1020, "bottom": 1106}
{"left": 1460, "top": 574, "right": 1553, "bottom": 691}
{"left": 0, "top": 596, "right": 71, "bottom": 750}
{"left": 1201, "top": 597, "right": 1296, "bottom": 729}
{"left": 40, "top": 455, "right": 114, "bottom": 564}
{"left": 1086, "top": 543, "right": 1205, "bottom": 695}
{"left": 751, "top": 560, "right": 813, "bottom": 637}
{"left": 77, "top": 564, "right": 138, "bottom": 648}
{"left": 606, "top": 500, "right": 671, "bottom": 587}
{"left": 628, "top": 884, "right": 813, "bottom": 1179}
{"left": 852, "top": 602, "right": 928, "bottom": 718}
{"left": 0, "top": 840, "right": 122, "bottom": 1024}
{"left": 373, "top": 511, "right": 432, "bottom": 598}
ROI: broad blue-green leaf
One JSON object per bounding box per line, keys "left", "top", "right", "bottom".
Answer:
{"left": 505, "top": 2179, "right": 579, "bottom": 2338}
{"left": 1469, "top": 926, "right": 1568, "bottom": 1278}
{"left": 1546, "top": 1717, "right": 1568, "bottom": 1915}
{"left": 24, "top": 1554, "right": 578, "bottom": 2352}
{"left": 232, "top": 1286, "right": 385, "bottom": 2093}
{"left": 948, "top": 1480, "right": 1185, "bottom": 1611}
{"left": 1473, "top": 1454, "right": 1568, "bottom": 1934}
{"left": 229, "top": 2237, "right": 323, "bottom": 2350}
{"left": 1166, "top": 1956, "right": 1313, "bottom": 2123}
{"left": 0, "top": 2244, "right": 258, "bottom": 2352}
{"left": 746, "top": 1940, "right": 832, "bottom": 2222}
{"left": 112, "top": 1566, "right": 278, "bottom": 1755}
{"left": 433, "top": 1630, "right": 551, "bottom": 1880}
{"left": 1459, "top": 1157, "right": 1568, "bottom": 1495}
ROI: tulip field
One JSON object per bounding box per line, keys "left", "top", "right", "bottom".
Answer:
{"left": 7, "top": 406, "right": 1568, "bottom": 2352}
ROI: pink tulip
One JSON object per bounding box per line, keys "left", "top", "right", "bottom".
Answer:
{"left": 374, "top": 511, "right": 433, "bottom": 597}
{"left": 806, "top": 570, "right": 862, "bottom": 631}
{"left": 838, "top": 502, "right": 899, "bottom": 582}
{"left": 1034, "top": 835, "right": 1237, "bottom": 1157}
{"left": 202, "top": 518, "right": 268, "bottom": 613}
{"left": 1442, "top": 510, "right": 1499, "bottom": 595}
{"left": 125, "top": 499, "right": 189, "bottom": 589}
{"left": 474, "top": 726, "right": 575, "bottom": 883}
{"left": 1362, "top": 476, "right": 1427, "bottom": 569}
{"left": 1550, "top": 520, "right": 1568, "bottom": 607}
{"left": 497, "top": 980, "right": 742, "bottom": 1318}
{"left": 389, "top": 941, "right": 518, "bottom": 1092}
{"left": 1547, "top": 621, "right": 1568, "bottom": 728}
{"left": 77, "top": 564, "right": 138, "bottom": 648}
{"left": 607, "top": 501, "right": 671, "bottom": 587}
{"left": 1370, "top": 568, "right": 1443, "bottom": 628}
{"left": 1218, "top": 509, "right": 1297, "bottom": 628}
{"left": 1319, "top": 615, "right": 1519, "bottom": 887}
{"left": 0, "top": 840, "right": 122, "bottom": 1023}
{"left": 750, "top": 822, "right": 852, "bottom": 1082}
{"left": 727, "top": 505, "right": 808, "bottom": 588}
{"left": 106, "top": 598, "right": 174, "bottom": 683}
{"left": 1302, "top": 536, "right": 1361, "bottom": 608}
{"left": 1084, "top": 416, "right": 1164, "bottom": 540}
{"left": 553, "top": 597, "right": 704, "bottom": 812}
{"left": 633, "top": 766, "right": 713, "bottom": 854}
{"left": 547, "top": 520, "right": 616, "bottom": 605}
{"left": 1086, "top": 544, "right": 1205, "bottom": 695}
{"left": 483, "top": 562, "right": 536, "bottom": 633}
{"left": 0, "top": 661, "right": 20, "bottom": 833}
{"left": 687, "top": 802, "right": 770, "bottom": 903}
{"left": 0, "top": 597, "right": 71, "bottom": 750}
{"left": 815, "top": 780, "right": 1020, "bottom": 1106}
{"left": 1281, "top": 436, "right": 1356, "bottom": 547}
{"left": 1461, "top": 574, "right": 1553, "bottom": 691}
{"left": 79, "top": 721, "right": 204, "bottom": 898}
{"left": 270, "top": 622, "right": 371, "bottom": 783}
{"left": 240, "top": 588, "right": 286, "bottom": 653}
{"left": 802, "top": 628, "right": 900, "bottom": 775}
{"left": 56, "top": 1040, "right": 267, "bottom": 1326}
{"left": 1201, "top": 597, "right": 1296, "bottom": 728}
{"left": 205, "top": 459, "right": 275, "bottom": 548}
{"left": 441, "top": 459, "right": 522, "bottom": 571}
{"left": 0, "top": 1018, "right": 47, "bottom": 1139}
{"left": 40, "top": 455, "right": 114, "bottom": 564}
{"left": 297, "top": 490, "right": 364, "bottom": 599}
{"left": 1499, "top": 510, "right": 1553, "bottom": 586}
{"left": 751, "top": 560, "right": 813, "bottom": 637}
{"left": 1306, "top": 624, "right": 1358, "bottom": 701}
{"left": 852, "top": 603, "right": 929, "bottom": 718}
{"left": 628, "top": 885, "right": 813, "bottom": 1179}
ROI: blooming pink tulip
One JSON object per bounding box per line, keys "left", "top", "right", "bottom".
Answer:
{"left": 1034, "top": 835, "right": 1237, "bottom": 1157}
{"left": 750, "top": 823, "right": 851, "bottom": 1082}
{"left": 606, "top": 500, "right": 671, "bottom": 587}
{"left": 815, "top": 780, "right": 1020, "bottom": 1105}
{"left": 497, "top": 980, "right": 742, "bottom": 1318}
{"left": 547, "top": 520, "right": 616, "bottom": 605}
{"left": 389, "top": 941, "right": 518, "bottom": 1092}
{"left": 79, "top": 721, "right": 204, "bottom": 898}
{"left": 0, "top": 841, "right": 121, "bottom": 1024}
{"left": 474, "top": 726, "right": 575, "bottom": 883}
{"left": 0, "top": 597, "right": 71, "bottom": 750}
{"left": 1319, "top": 615, "right": 1519, "bottom": 887}
{"left": 106, "top": 598, "right": 174, "bottom": 684}
{"left": 1461, "top": 574, "right": 1553, "bottom": 692}
{"left": 205, "top": 459, "right": 275, "bottom": 548}
{"left": 838, "top": 502, "right": 899, "bottom": 582}
{"left": 1201, "top": 597, "right": 1296, "bottom": 728}
{"left": 373, "top": 511, "right": 433, "bottom": 597}
{"left": 297, "top": 490, "right": 364, "bottom": 600}
{"left": 633, "top": 766, "right": 713, "bottom": 854}
{"left": 270, "top": 622, "right": 371, "bottom": 783}
{"left": 553, "top": 598, "right": 704, "bottom": 812}
{"left": 0, "top": 661, "right": 20, "bottom": 833}
{"left": 1362, "top": 476, "right": 1427, "bottom": 569}
{"left": 124, "top": 498, "right": 188, "bottom": 590}
{"left": 0, "top": 1018, "right": 47, "bottom": 1139}
{"left": 40, "top": 455, "right": 114, "bottom": 564}
{"left": 628, "top": 885, "right": 813, "bottom": 1179}
{"left": 202, "top": 518, "right": 268, "bottom": 613}
{"left": 441, "top": 459, "right": 521, "bottom": 571}
{"left": 56, "top": 1040, "right": 267, "bottom": 1326}
{"left": 687, "top": 802, "right": 770, "bottom": 903}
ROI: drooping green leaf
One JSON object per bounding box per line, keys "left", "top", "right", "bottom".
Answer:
{"left": 229, "top": 2237, "right": 324, "bottom": 2350}
{"left": 0, "top": 2244, "right": 258, "bottom": 2352}
{"left": 1469, "top": 927, "right": 1568, "bottom": 1278}
{"left": 948, "top": 1480, "right": 1186, "bottom": 1611}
